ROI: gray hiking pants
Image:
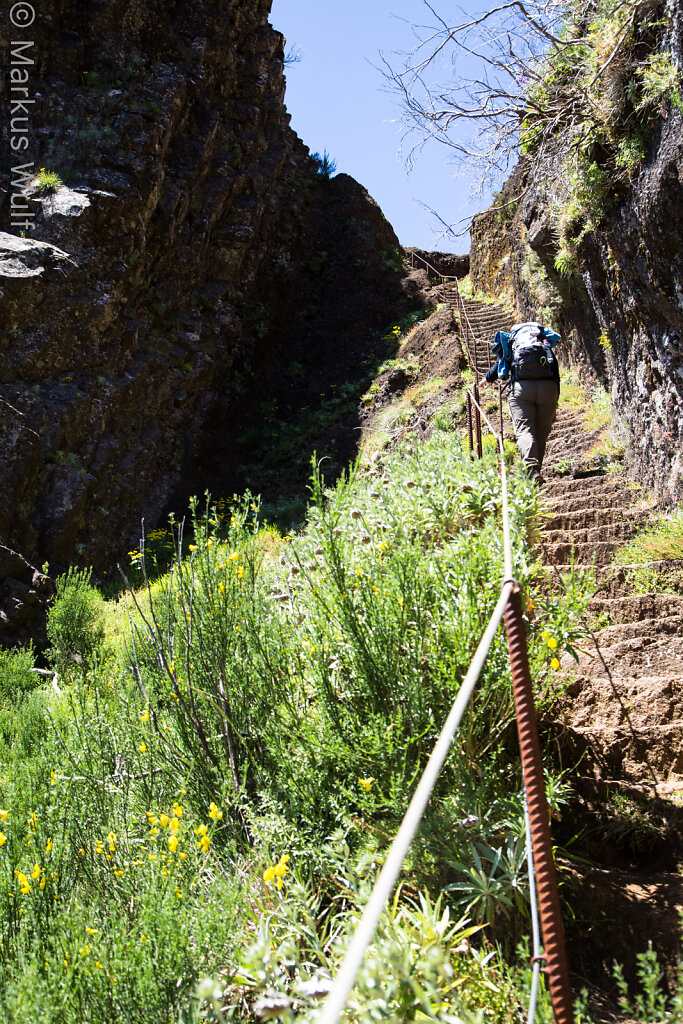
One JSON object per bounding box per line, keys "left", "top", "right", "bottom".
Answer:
{"left": 508, "top": 379, "right": 559, "bottom": 475}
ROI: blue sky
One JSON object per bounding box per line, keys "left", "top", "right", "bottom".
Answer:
{"left": 269, "top": 0, "right": 492, "bottom": 252}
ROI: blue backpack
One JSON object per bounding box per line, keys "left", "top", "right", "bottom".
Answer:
{"left": 492, "top": 322, "right": 560, "bottom": 382}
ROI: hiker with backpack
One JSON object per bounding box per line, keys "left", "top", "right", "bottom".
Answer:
{"left": 481, "top": 321, "right": 561, "bottom": 485}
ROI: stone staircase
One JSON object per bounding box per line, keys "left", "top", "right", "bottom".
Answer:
{"left": 446, "top": 284, "right": 683, "bottom": 1001}
{"left": 539, "top": 406, "right": 683, "bottom": 1002}
{"left": 441, "top": 285, "right": 515, "bottom": 376}
{"left": 541, "top": 410, "right": 683, "bottom": 789}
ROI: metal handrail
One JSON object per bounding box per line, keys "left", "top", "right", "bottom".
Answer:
{"left": 319, "top": 367, "right": 574, "bottom": 1024}
{"left": 408, "top": 249, "right": 459, "bottom": 284}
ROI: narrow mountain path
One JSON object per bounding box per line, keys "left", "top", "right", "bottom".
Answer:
{"left": 540, "top": 407, "right": 683, "bottom": 1005}
{"left": 543, "top": 412, "right": 683, "bottom": 791}
{"left": 444, "top": 285, "right": 683, "bottom": 1006}
{"left": 442, "top": 284, "right": 515, "bottom": 375}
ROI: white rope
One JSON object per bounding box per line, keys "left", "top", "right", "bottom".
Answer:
{"left": 319, "top": 581, "right": 514, "bottom": 1024}
{"left": 318, "top": 323, "right": 528, "bottom": 1024}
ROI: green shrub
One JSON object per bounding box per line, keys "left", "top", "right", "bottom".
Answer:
{"left": 0, "top": 645, "right": 38, "bottom": 698}
{"left": 46, "top": 567, "right": 106, "bottom": 672}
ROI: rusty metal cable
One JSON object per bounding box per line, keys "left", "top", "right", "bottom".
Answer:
{"left": 505, "top": 586, "right": 574, "bottom": 1024}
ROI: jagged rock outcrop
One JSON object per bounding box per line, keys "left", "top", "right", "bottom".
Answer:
{"left": 470, "top": 20, "right": 683, "bottom": 502}
{"left": 0, "top": 545, "right": 53, "bottom": 649}
{"left": 404, "top": 248, "right": 470, "bottom": 279}
{"left": 0, "top": 0, "right": 420, "bottom": 580}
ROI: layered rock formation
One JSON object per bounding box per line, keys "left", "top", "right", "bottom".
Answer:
{"left": 0, "top": 0, "right": 418, "bottom": 587}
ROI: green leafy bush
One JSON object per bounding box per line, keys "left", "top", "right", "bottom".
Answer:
{"left": 46, "top": 567, "right": 106, "bottom": 672}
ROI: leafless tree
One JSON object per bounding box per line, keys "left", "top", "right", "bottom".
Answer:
{"left": 381, "top": 0, "right": 650, "bottom": 193}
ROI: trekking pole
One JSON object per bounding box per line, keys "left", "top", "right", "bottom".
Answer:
{"left": 504, "top": 586, "right": 574, "bottom": 1024}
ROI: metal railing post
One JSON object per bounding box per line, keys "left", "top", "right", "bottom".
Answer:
{"left": 466, "top": 391, "right": 474, "bottom": 459}
{"left": 473, "top": 381, "right": 483, "bottom": 459}
{"left": 504, "top": 586, "right": 574, "bottom": 1024}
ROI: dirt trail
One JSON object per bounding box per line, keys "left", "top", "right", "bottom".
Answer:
{"left": 446, "top": 292, "right": 683, "bottom": 1005}
{"left": 540, "top": 406, "right": 683, "bottom": 1003}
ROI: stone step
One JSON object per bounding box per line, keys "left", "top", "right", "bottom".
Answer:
{"left": 570, "top": 631, "right": 683, "bottom": 680}
{"left": 542, "top": 522, "right": 637, "bottom": 546}
{"left": 569, "top": 720, "right": 683, "bottom": 785}
{"left": 543, "top": 491, "right": 646, "bottom": 514}
{"left": 591, "top": 612, "right": 683, "bottom": 647}
{"left": 545, "top": 506, "right": 646, "bottom": 531}
{"left": 589, "top": 592, "right": 683, "bottom": 623}
{"left": 545, "top": 474, "right": 626, "bottom": 496}
{"left": 541, "top": 538, "right": 625, "bottom": 565}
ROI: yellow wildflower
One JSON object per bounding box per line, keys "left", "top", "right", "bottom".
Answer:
{"left": 189, "top": 544, "right": 198, "bottom": 552}
{"left": 15, "top": 871, "right": 30, "bottom": 894}
{"left": 193, "top": 823, "right": 208, "bottom": 837}
{"left": 0, "top": 810, "right": 8, "bottom": 821}
{"left": 208, "top": 802, "right": 223, "bottom": 820}
{"left": 547, "top": 637, "right": 558, "bottom": 650}
{"left": 31, "top": 864, "right": 41, "bottom": 879}
{"left": 95, "top": 840, "right": 105, "bottom": 855}
{"left": 46, "top": 838, "right": 52, "bottom": 853}
{"left": 86, "top": 928, "right": 97, "bottom": 936}
{"left": 0, "top": 833, "right": 6, "bottom": 847}
{"left": 159, "top": 814, "right": 169, "bottom": 827}
{"left": 172, "top": 803, "right": 183, "bottom": 818}
{"left": 140, "top": 709, "right": 150, "bottom": 723}
{"left": 50, "top": 771, "right": 57, "bottom": 786}
{"left": 358, "top": 777, "right": 374, "bottom": 792}
{"left": 139, "top": 743, "right": 147, "bottom": 753}
{"left": 168, "top": 834, "right": 179, "bottom": 853}
{"left": 169, "top": 817, "right": 180, "bottom": 832}
{"left": 550, "top": 657, "right": 561, "bottom": 670}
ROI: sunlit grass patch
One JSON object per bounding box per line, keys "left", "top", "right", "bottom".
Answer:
{"left": 615, "top": 505, "right": 683, "bottom": 564}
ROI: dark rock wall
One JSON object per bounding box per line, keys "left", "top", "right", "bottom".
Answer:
{"left": 471, "top": 99, "right": 683, "bottom": 501}
{"left": 0, "top": 0, "right": 414, "bottom": 573}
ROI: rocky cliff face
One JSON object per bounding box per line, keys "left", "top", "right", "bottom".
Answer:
{"left": 0, "top": 0, "right": 417, "bottom": 588}
{"left": 470, "top": 20, "right": 683, "bottom": 501}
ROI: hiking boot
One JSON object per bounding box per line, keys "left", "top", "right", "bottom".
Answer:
{"left": 532, "top": 472, "right": 545, "bottom": 486}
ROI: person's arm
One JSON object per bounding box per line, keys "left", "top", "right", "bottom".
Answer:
{"left": 482, "top": 364, "right": 499, "bottom": 385}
